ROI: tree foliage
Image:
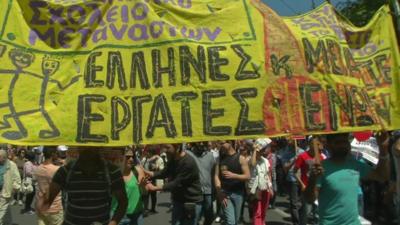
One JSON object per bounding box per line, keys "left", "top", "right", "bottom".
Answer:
{"left": 336, "top": 0, "right": 387, "bottom": 26}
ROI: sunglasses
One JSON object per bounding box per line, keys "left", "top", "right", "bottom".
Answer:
{"left": 125, "top": 155, "right": 134, "bottom": 159}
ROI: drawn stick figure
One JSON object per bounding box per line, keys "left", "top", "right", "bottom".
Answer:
{"left": 0, "top": 49, "right": 81, "bottom": 140}
{"left": 38, "top": 55, "right": 80, "bottom": 138}
{"left": 0, "top": 49, "right": 35, "bottom": 140}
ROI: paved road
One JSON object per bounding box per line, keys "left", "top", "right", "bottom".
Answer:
{"left": 10, "top": 193, "right": 292, "bottom": 225}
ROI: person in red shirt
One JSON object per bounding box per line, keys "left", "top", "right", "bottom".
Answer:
{"left": 294, "top": 136, "right": 326, "bottom": 225}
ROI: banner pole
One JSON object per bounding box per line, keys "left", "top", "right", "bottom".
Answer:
{"left": 390, "top": 0, "right": 400, "bottom": 45}
{"left": 313, "top": 137, "right": 321, "bottom": 164}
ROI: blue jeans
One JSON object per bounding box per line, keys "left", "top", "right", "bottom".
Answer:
{"left": 119, "top": 212, "right": 144, "bottom": 225}
{"left": 171, "top": 201, "right": 202, "bottom": 225}
{"left": 201, "top": 194, "right": 214, "bottom": 225}
{"left": 222, "top": 191, "right": 244, "bottom": 225}
{"left": 300, "top": 196, "right": 317, "bottom": 225}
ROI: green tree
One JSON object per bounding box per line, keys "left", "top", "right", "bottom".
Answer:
{"left": 336, "top": 0, "right": 387, "bottom": 26}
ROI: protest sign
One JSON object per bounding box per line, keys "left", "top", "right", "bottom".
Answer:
{"left": 351, "top": 137, "right": 379, "bottom": 165}
{"left": 0, "top": 0, "right": 398, "bottom": 145}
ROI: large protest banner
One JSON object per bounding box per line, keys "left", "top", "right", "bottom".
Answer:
{"left": 0, "top": 0, "right": 398, "bottom": 146}
{"left": 257, "top": 1, "right": 400, "bottom": 136}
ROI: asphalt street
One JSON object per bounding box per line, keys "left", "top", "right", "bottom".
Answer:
{"left": 10, "top": 193, "right": 292, "bottom": 225}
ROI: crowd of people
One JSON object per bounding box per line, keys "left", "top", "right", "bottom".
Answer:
{"left": 0, "top": 131, "right": 398, "bottom": 225}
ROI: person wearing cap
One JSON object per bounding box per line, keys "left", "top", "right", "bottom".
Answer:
{"left": 293, "top": 136, "right": 326, "bottom": 225}
{"left": 306, "top": 132, "right": 390, "bottom": 225}
{"left": 34, "top": 146, "right": 63, "bottom": 225}
{"left": 111, "top": 148, "right": 144, "bottom": 225}
{"left": 247, "top": 138, "right": 273, "bottom": 225}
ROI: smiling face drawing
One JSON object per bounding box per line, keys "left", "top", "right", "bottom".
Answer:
{"left": 42, "top": 55, "right": 61, "bottom": 76}
{"left": 42, "top": 59, "right": 60, "bottom": 76}
{"left": 9, "top": 49, "right": 35, "bottom": 69}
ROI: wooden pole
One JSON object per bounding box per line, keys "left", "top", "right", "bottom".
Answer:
{"left": 313, "top": 137, "right": 321, "bottom": 164}
{"left": 390, "top": 0, "right": 400, "bottom": 46}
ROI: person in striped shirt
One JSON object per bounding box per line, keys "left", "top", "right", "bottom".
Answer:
{"left": 39, "top": 147, "right": 127, "bottom": 225}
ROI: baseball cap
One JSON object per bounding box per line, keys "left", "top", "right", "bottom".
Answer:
{"left": 255, "top": 138, "right": 272, "bottom": 150}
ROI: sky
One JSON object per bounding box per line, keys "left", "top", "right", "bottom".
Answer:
{"left": 261, "top": 0, "right": 354, "bottom": 16}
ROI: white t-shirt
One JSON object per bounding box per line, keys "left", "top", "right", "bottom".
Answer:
{"left": 248, "top": 157, "right": 272, "bottom": 194}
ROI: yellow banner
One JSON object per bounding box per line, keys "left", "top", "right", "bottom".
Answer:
{"left": 0, "top": 0, "right": 398, "bottom": 146}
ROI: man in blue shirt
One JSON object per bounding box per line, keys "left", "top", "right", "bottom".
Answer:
{"left": 305, "top": 132, "right": 390, "bottom": 225}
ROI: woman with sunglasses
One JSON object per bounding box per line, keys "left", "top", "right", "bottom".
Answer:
{"left": 111, "top": 148, "right": 145, "bottom": 225}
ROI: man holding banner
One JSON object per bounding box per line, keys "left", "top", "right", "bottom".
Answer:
{"left": 293, "top": 136, "right": 326, "bottom": 225}
{"left": 305, "top": 132, "right": 390, "bottom": 225}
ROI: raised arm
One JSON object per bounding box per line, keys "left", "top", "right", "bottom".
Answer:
{"left": 50, "top": 75, "right": 81, "bottom": 91}
{"left": 250, "top": 148, "right": 258, "bottom": 168}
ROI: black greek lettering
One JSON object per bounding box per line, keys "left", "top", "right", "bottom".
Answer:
{"left": 130, "top": 51, "right": 150, "bottom": 90}
{"left": 172, "top": 91, "right": 198, "bottom": 137}
{"left": 152, "top": 48, "right": 175, "bottom": 88}
{"left": 232, "top": 88, "right": 264, "bottom": 135}
{"left": 132, "top": 95, "right": 152, "bottom": 144}
{"left": 107, "top": 51, "right": 127, "bottom": 90}
{"left": 232, "top": 45, "right": 260, "bottom": 80}
{"left": 111, "top": 97, "right": 131, "bottom": 140}
{"left": 303, "top": 38, "right": 329, "bottom": 73}
{"left": 207, "top": 46, "right": 229, "bottom": 81}
{"left": 179, "top": 45, "right": 206, "bottom": 85}
{"left": 299, "top": 84, "right": 326, "bottom": 131}
{"left": 146, "top": 94, "right": 177, "bottom": 138}
{"left": 84, "top": 52, "right": 104, "bottom": 88}
{"left": 76, "top": 94, "right": 108, "bottom": 143}
{"left": 202, "top": 90, "right": 231, "bottom": 136}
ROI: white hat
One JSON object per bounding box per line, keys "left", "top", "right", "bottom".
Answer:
{"left": 255, "top": 138, "right": 272, "bottom": 150}
{"left": 57, "top": 145, "right": 68, "bottom": 151}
